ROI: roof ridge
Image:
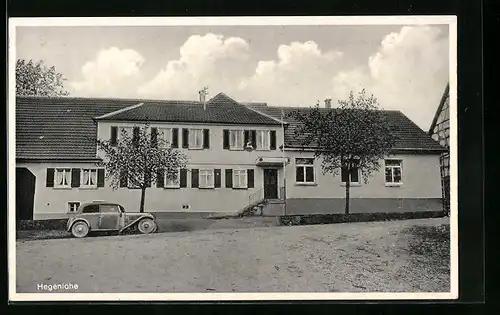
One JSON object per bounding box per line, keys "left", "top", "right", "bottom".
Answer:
{"left": 94, "top": 102, "right": 145, "bottom": 120}
{"left": 15, "top": 95, "right": 204, "bottom": 104}
{"left": 245, "top": 105, "right": 288, "bottom": 125}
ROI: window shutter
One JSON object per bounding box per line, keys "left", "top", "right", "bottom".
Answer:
{"left": 133, "top": 127, "right": 140, "bottom": 146}
{"left": 214, "top": 169, "right": 221, "bottom": 188}
{"left": 110, "top": 126, "right": 117, "bottom": 147}
{"left": 223, "top": 130, "right": 230, "bottom": 149}
{"left": 151, "top": 127, "right": 158, "bottom": 147}
{"left": 180, "top": 168, "right": 187, "bottom": 188}
{"left": 71, "top": 168, "right": 80, "bottom": 188}
{"left": 46, "top": 168, "right": 55, "bottom": 187}
{"left": 270, "top": 130, "right": 277, "bottom": 150}
{"left": 145, "top": 171, "right": 151, "bottom": 188}
{"left": 247, "top": 169, "right": 254, "bottom": 188}
{"left": 182, "top": 128, "right": 189, "bottom": 148}
{"left": 203, "top": 129, "right": 210, "bottom": 149}
{"left": 119, "top": 170, "right": 128, "bottom": 188}
{"left": 172, "top": 128, "right": 179, "bottom": 148}
{"left": 156, "top": 168, "right": 164, "bottom": 188}
{"left": 225, "top": 169, "right": 233, "bottom": 188}
{"left": 191, "top": 169, "right": 199, "bottom": 188}
{"left": 251, "top": 130, "right": 257, "bottom": 149}
{"left": 341, "top": 168, "right": 349, "bottom": 183}
{"left": 97, "top": 169, "right": 105, "bottom": 187}
{"left": 244, "top": 130, "right": 250, "bottom": 146}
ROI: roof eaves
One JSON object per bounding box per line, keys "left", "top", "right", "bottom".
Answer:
{"left": 94, "top": 102, "right": 145, "bottom": 120}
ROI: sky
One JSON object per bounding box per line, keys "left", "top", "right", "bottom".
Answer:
{"left": 16, "top": 24, "right": 450, "bottom": 131}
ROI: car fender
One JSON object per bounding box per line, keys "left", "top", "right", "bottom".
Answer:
{"left": 119, "top": 214, "right": 156, "bottom": 233}
{"left": 67, "top": 218, "right": 90, "bottom": 232}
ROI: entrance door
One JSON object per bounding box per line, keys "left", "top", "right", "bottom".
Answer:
{"left": 16, "top": 168, "right": 35, "bottom": 221}
{"left": 263, "top": 169, "right": 278, "bottom": 199}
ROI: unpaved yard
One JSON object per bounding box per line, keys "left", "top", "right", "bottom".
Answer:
{"left": 15, "top": 218, "right": 450, "bottom": 293}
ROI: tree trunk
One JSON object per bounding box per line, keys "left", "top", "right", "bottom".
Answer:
{"left": 345, "top": 177, "right": 350, "bottom": 215}
{"left": 139, "top": 187, "right": 146, "bottom": 213}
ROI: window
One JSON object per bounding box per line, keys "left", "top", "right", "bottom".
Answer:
{"left": 385, "top": 159, "right": 403, "bottom": 185}
{"left": 189, "top": 129, "right": 204, "bottom": 149}
{"left": 100, "top": 205, "right": 120, "bottom": 213}
{"left": 165, "top": 168, "right": 181, "bottom": 188}
{"left": 341, "top": 160, "right": 360, "bottom": 184}
{"left": 256, "top": 130, "right": 270, "bottom": 150}
{"left": 296, "top": 158, "right": 315, "bottom": 183}
{"left": 118, "top": 127, "right": 133, "bottom": 142}
{"left": 68, "top": 202, "right": 80, "bottom": 213}
{"left": 158, "top": 128, "right": 172, "bottom": 147}
{"left": 199, "top": 169, "right": 215, "bottom": 188}
{"left": 229, "top": 130, "right": 244, "bottom": 149}
{"left": 82, "top": 204, "right": 99, "bottom": 214}
{"left": 54, "top": 168, "right": 71, "bottom": 188}
{"left": 233, "top": 169, "right": 248, "bottom": 188}
{"left": 81, "top": 168, "right": 98, "bottom": 187}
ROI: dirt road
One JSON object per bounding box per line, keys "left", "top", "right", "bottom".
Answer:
{"left": 15, "top": 218, "right": 450, "bottom": 293}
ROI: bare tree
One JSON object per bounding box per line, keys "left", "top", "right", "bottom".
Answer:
{"left": 96, "top": 124, "right": 188, "bottom": 213}
{"left": 16, "top": 59, "right": 69, "bottom": 96}
{"left": 289, "top": 89, "right": 398, "bottom": 214}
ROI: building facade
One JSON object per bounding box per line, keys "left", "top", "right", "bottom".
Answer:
{"left": 15, "top": 93, "right": 446, "bottom": 220}
{"left": 429, "top": 83, "right": 451, "bottom": 214}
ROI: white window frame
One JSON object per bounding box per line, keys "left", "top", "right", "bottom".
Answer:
{"left": 81, "top": 168, "right": 98, "bottom": 188}
{"left": 295, "top": 158, "right": 315, "bottom": 184}
{"left": 229, "top": 130, "right": 244, "bottom": 150}
{"left": 68, "top": 201, "right": 80, "bottom": 213}
{"left": 233, "top": 169, "right": 248, "bottom": 189}
{"left": 158, "top": 127, "right": 173, "bottom": 147}
{"left": 385, "top": 159, "right": 403, "bottom": 186}
{"left": 165, "top": 168, "right": 181, "bottom": 188}
{"left": 199, "top": 169, "right": 215, "bottom": 188}
{"left": 54, "top": 168, "right": 72, "bottom": 188}
{"left": 256, "top": 130, "right": 270, "bottom": 150}
{"left": 189, "top": 128, "right": 204, "bottom": 149}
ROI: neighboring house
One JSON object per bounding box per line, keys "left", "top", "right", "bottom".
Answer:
{"left": 428, "top": 83, "right": 451, "bottom": 213}
{"left": 15, "top": 92, "right": 446, "bottom": 221}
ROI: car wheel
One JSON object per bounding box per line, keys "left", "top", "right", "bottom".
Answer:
{"left": 71, "top": 221, "right": 89, "bottom": 238}
{"left": 137, "top": 218, "right": 156, "bottom": 234}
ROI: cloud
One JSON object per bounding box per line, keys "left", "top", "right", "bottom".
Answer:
{"left": 332, "top": 26, "right": 449, "bottom": 130}
{"left": 138, "top": 34, "right": 250, "bottom": 99}
{"left": 238, "top": 41, "right": 343, "bottom": 105}
{"left": 70, "top": 47, "right": 145, "bottom": 97}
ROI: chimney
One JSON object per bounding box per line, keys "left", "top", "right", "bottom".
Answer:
{"left": 324, "top": 98, "right": 332, "bottom": 109}
{"left": 199, "top": 87, "right": 208, "bottom": 110}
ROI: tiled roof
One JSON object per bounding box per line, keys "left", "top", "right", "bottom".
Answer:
{"left": 247, "top": 105, "right": 446, "bottom": 152}
{"left": 16, "top": 96, "right": 135, "bottom": 160}
{"left": 94, "top": 93, "right": 281, "bottom": 126}
{"left": 15, "top": 94, "right": 280, "bottom": 160}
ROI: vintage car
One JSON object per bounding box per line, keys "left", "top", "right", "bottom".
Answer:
{"left": 66, "top": 201, "right": 157, "bottom": 238}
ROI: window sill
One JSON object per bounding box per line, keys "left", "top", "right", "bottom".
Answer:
{"left": 385, "top": 183, "right": 403, "bottom": 187}
{"left": 228, "top": 147, "right": 244, "bottom": 151}
{"left": 232, "top": 187, "right": 248, "bottom": 190}
{"left": 188, "top": 147, "right": 205, "bottom": 150}
{"left": 255, "top": 148, "right": 271, "bottom": 151}
{"left": 79, "top": 186, "right": 98, "bottom": 190}
{"left": 53, "top": 187, "right": 72, "bottom": 190}
{"left": 164, "top": 186, "right": 180, "bottom": 189}
{"left": 198, "top": 187, "right": 216, "bottom": 189}
{"left": 340, "top": 183, "right": 361, "bottom": 187}
{"left": 295, "top": 182, "right": 318, "bottom": 186}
